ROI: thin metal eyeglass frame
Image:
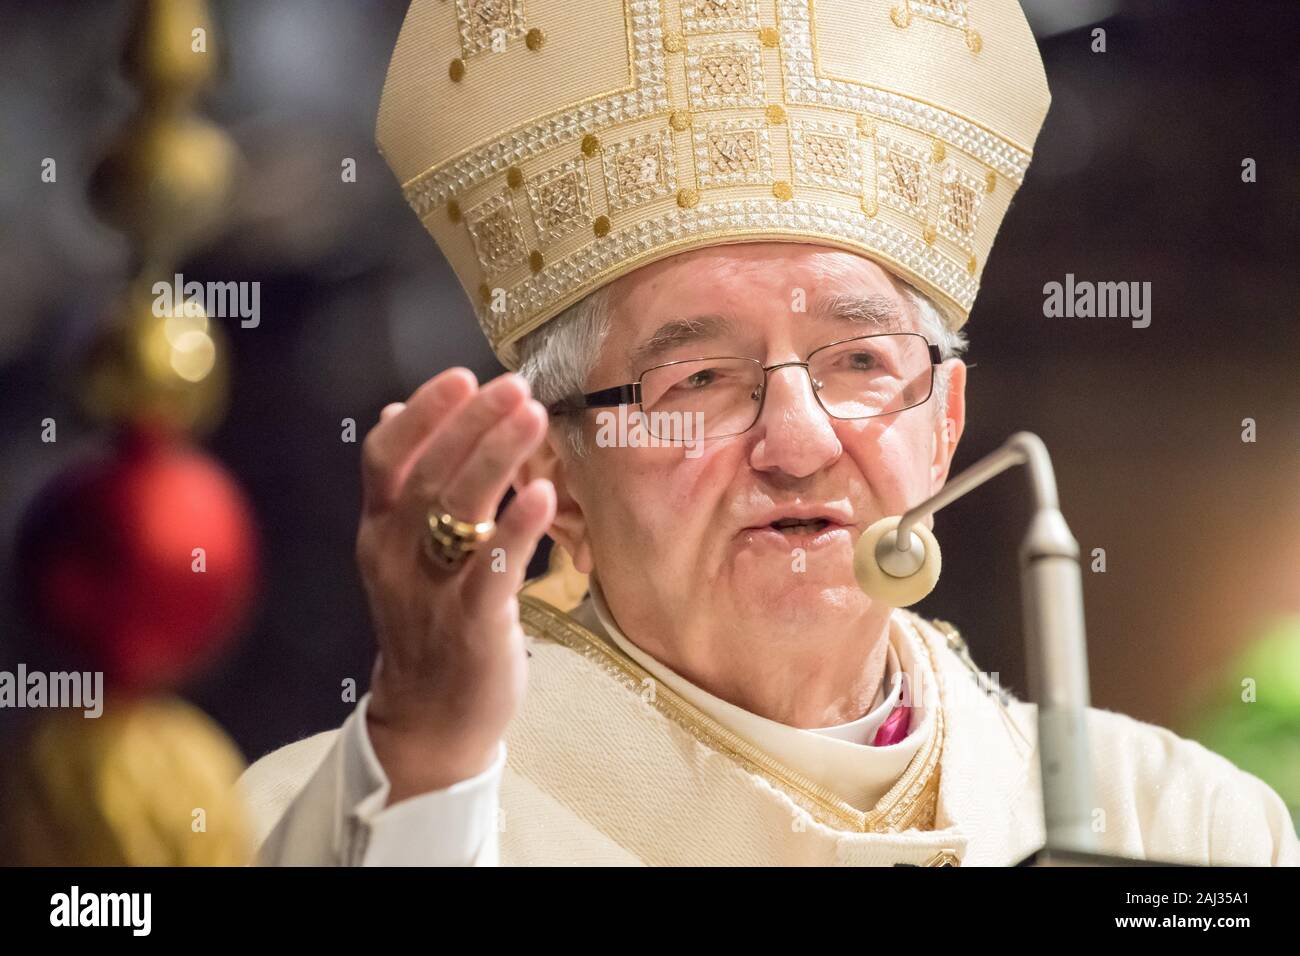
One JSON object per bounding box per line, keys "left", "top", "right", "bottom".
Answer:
{"left": 545, "top": 332, "right": 944, "bottom": 441}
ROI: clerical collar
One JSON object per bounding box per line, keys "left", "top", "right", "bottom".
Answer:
{"left": 575, "top": 574, "right": 932, "bottom": 812}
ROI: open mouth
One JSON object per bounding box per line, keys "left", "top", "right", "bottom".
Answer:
{"left": 768, "top": 517, "right": 833, "bottom": 535}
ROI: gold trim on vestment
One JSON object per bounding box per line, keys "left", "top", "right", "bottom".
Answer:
{"left": 518, "top": 594, "right": 944, "bottom": 833}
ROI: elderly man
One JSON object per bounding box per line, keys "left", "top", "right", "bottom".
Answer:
{"left": 241, "top": 0, "right": 1298, "bottom": 865}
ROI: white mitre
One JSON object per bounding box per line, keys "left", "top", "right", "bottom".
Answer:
{"left": 375, "top": 0, "right": 1051, "bottom": 367}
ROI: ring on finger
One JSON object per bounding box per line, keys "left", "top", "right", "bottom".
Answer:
{"left": 422, "top": 504, "right": 496, "bottom": 571}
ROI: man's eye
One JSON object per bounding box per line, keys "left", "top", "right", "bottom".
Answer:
{"left": 846, "top": 351, "right": 880, "bottom": 371}
{"left": 684, "top": 369, "right": 719, "bottom": 388}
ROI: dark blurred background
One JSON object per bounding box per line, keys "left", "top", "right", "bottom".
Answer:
{"left": 1, "top": 0, "right": 1297, "bottom": 810}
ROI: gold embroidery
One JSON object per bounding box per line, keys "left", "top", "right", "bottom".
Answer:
{"left": 805, "top": 133, "right": 852, "bottom": 180}
{"left": 682, "top": 0, "right": 761, "bottom": 33}
{"left": 615, "top": 148, "right": 653, "bottom": 195}
{"left": 924, "top": 848, "right": 961, "bottom": 866}
{"left": 791, "top": 120, "right": 863, "bottom": 194}
{"left": 517, "top": 595, "right": 946, "bottom": 834}
{"left": 603, "top": 128, "right": 677, "bottom": 211}
{"left": 455, "top": 0, "right": 526, "bottom": 58}
{"left": 709, "top": 130, "right": 759, "bottom": 174}
{"left": 465, "top": 192, "right": 527, "bottom": 278}
{"left": 930, "top": 618, "right": 1032, "bottom": 755}
{"left": 694, "top": 119, "right": 771, "bottom": 188}
{"left": 687, "top": 39, "right": 766, "bottom": 110}
{"left": 802, "top": 0, "right": 1025, "bottom": 158}
{"left": 878, "top": 137, "right": 929, "bottom": 215}
{"left": 888, "top": 0, "right": 981, "bottom": 55}
{"left": 942, "top": 179, "right": 976, "bottom": 235}
{"left": 937, "top": 162, "right": 983, "bottom": 250}
{"left": 526, "top": 157, "right": 592, "bottom": 244}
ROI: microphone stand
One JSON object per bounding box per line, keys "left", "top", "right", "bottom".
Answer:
{"left": 894, "top": 432, "right": 1156, "bottom": 864}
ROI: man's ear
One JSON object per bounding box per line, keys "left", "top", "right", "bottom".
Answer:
{"left": 515, "top": 427, "right": 595, "bottom": 573}
{"left": 930, "top": 359, "right": 967, "bottom": 490}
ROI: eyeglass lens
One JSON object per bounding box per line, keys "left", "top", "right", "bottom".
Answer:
{"left": 636, "top": 333, "right": 934, "bottom": 440}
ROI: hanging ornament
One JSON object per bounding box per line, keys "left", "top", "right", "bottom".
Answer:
{"left": 87, "top": 0, "right": 239, "bottom": 270}
{"left": 0, "top": 697, "right": 253, "bottom": 866}
{"left": 18, "top": 426, "right": 259, "bottom": 691}
{"left": 78, "top": 280, "right": 229, "bottom": 435}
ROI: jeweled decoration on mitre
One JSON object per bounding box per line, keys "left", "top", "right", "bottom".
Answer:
{"left": 376, "top": 0, "right": 1050, "bottom": 368}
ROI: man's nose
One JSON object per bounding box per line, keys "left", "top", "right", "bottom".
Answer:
{"left": 748, "top": 364, "right": 842, "bottom": 478}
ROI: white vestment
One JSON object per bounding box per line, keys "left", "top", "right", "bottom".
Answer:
{"left": 240, "top": 586, "right": 1299, "bottom": 866}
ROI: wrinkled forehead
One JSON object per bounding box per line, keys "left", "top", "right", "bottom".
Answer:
{"left": 601, "top": 243, "right": 917, "bottom": 376}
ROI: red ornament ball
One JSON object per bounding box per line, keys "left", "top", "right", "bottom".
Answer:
{"left": 18, "top": 428, "right": 259, "bottom": 691}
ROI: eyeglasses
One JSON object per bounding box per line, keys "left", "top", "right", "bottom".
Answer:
{"left": 546, "top": 332, "right": 943, "bottom": 442}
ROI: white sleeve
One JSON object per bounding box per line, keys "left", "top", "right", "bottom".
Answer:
{"left": 342, "top": 693, "right": 504, "bottom": 866}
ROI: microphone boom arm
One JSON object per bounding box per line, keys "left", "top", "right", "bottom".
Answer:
{"left": 896, "top": 432, "right": 1097, "bottom": 854}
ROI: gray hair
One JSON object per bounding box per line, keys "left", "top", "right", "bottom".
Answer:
{"left": 515, "top": 269, "right": 967, "bottom": 458}
{"left": 515, "top": 284, "right": 616, "bottom": 459}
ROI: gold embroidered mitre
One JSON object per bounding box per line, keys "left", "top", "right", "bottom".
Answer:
{"left": 376, "top": 0, "right": 1050, "bottom": 367}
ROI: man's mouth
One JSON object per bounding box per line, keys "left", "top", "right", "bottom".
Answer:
{"left": 738, "top": 504, "right": 856, "bottom": 548}
{"left": 739, "top": 513, "right": 853, "bottom": 549}
{"left": 768, "top": 517, "right": 833, "bottom": 535}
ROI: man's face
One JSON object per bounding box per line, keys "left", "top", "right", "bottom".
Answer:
{"left": 542, "top": 242, "right": 966, "bottom": 646}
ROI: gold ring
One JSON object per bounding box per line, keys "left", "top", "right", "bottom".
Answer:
{"left": 423, "top": 505, "right": 496, "bottom": 571}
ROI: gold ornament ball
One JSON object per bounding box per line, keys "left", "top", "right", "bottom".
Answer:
{"left": 0, "top": 697, "right": 253, "bottom": 866}
{"left": 88, "top": 113, "right": 240, "bottom": 264}
{"left": 79, "top": 284, "right": 229, "bottom": 434}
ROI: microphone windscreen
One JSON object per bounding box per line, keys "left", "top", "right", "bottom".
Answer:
{"left": 853, "top": 515, "right": 942, "bottom": 608}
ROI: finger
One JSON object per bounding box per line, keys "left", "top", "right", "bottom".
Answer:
{"left": 439, "top": 399, "right": 547, "bottom": 522}
{"left": 379, "top": 402, "right": 405, "bottom": 422}
{"left": 377, "top": 368, "right": 477, "bottom": 468}
{"left": 369, "top": 369, "right": 476, "bottom": 485}
{"left": 362, "top": 369, "right": 476, "bottom": 511}
{"left": 405, "top": 372, "right": 531, "bottom": 508}
{"left": 461, "top": 478, "right": 556, "bottom": 613}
